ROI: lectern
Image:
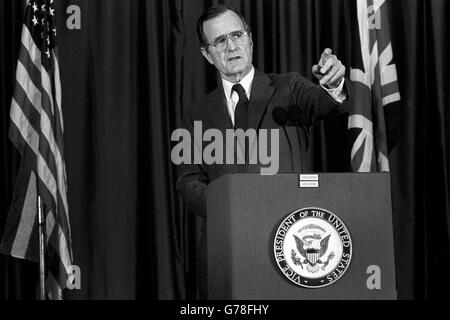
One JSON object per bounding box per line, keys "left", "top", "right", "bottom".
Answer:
{"left": 207, "top": 173, "right": 396, "bottom": 300}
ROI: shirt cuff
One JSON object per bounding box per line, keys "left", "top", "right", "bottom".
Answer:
{"left": 321, "top": 78, "right": 346, "bottom": 104}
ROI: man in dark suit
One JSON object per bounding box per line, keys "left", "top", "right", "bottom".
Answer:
{"left": 176, "top": 5, "right": 348, "bottom": 299}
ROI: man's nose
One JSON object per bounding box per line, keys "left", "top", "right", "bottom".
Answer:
{"left": 226, "top": 36, "right": 238, "bottom": 51}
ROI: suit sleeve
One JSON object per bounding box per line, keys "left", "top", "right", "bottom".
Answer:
{"left": 289, "top": 74, "right": 350, "bottom": 127}
{"left": 175, "top": 112, "right": 208, "bottom": 218}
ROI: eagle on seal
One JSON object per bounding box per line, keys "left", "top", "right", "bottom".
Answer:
{"left": 293, "top": 234, "right": 331, "bottom": 267}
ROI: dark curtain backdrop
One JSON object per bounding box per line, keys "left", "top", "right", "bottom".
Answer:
{"left": 1, "top": 0, "right": 449, "bottom": 300}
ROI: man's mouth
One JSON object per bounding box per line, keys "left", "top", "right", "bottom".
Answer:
{"left": 228, "top": 56, "right": 242, "bottom": 62}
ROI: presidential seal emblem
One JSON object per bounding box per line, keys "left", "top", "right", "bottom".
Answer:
{"left": 273, "top": 208, "right": 352, "bottom": 288}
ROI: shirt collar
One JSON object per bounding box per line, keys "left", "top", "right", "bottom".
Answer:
{"left": 222, "top": 66, "right": 255, "bottom": 101}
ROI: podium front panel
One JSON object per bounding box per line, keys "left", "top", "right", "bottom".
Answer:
{"left": 207, "top": 173, "right": 396, "bottom": 300}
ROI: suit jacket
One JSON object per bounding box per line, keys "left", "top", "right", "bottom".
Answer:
{"left": 176, "top": 70, "right": 349, "bottom": 218}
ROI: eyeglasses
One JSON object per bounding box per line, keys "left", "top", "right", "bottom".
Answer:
{"left": 206, "top": 30, "right": 250, "bottom": 52}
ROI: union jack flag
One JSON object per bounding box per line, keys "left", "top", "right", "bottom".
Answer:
{"left": 349, "top": 0, "right": 401, "bottom": 172}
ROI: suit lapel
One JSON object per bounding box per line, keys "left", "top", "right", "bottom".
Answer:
{"left": 247, "top": 71, "right": 275, "bottom": 130}
{"left": 205, "top": 87, "right": 233, "bottom": 132}
{"left": 205, "top": 70, "right": 275, "bottom": 131}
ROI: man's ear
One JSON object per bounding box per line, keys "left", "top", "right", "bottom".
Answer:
{"left": 201, "top": 47, "right": 214, "bottom": 65}
{"left": 248, "top": 33, "right": 254, "bottom": 47}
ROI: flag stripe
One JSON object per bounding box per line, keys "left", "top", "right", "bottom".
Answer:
{"left": 380, "top": 81, "right": 400, "bottom": 99}
{"left": 40, "top": 65, "right": 55, "bottom": 116}
{"left": 10, "top": 99, "right": 40, "bottom": 155}
{"left": 11, "top": 171, "right": 38, "bottom": 259}
{"left": 21, "top": 25, "right": 42, "bottom": 72}
{"left": 383, "top": 93, "right": 401, "bottom": 106}
{"left": 46, "top": 209, "right": 72, "bottom": 263}
{"left": 18, "top": 42, "right": 43, "bottom": 92}
{"left": 15, "top": 60, "right": 42, "bottom": 113}
{"left": 52, "top": 52, "right": 63, "bottom": 133}
{"left": 12, "top": 82, "right": 41, "bottom": 136}
{"left": 50, "top": 225, "right": 72, "bottom": 275}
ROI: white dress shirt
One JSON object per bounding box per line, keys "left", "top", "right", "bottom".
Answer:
{"left": 221, "top": 66, "right": 346, "bottom": 126}
{"left": 222, "top": 67, "right": 255, "bottom": 126}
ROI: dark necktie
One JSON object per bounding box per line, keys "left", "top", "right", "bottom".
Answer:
{"left": 232, "top": 84, "right": 249, "bottom": 131}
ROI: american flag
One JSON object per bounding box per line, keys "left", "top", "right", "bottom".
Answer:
{"left": 0, "top": 0, "right": 73, "bottom": 299}
{"left": 349, "top": 0, "right": 401, "bottom": 172}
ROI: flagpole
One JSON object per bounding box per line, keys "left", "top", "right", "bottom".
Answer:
{"left": 37, "top": 195, "right": 46, "bottom": 300}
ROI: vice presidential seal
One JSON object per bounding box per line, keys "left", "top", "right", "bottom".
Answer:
{"left": 273, "top": 207, "right": 352, "bottom": 288}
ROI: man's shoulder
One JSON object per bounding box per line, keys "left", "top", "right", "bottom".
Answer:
{"left": 186, "top": 87, "right": 223, "bottom": 114}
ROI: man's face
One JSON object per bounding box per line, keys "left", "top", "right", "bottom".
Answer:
{"left": 201, "top": 10, "right": 253, "bottom": 82}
